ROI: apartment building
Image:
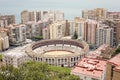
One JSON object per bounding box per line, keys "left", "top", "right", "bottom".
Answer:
{"left": 107, "top": 12, "right": 120, "bottom": 19}
{"left": 106, "top": 53, "right": 120, "bottom": 80}
{"left": 103, "top": 20, "right": 120, "bottom": 46}
{"left": 96, "top": 24, "right": 114, "bottom": 47}
{"left": 0, "top": 28, "right": 9, "bottom": 51}
{"left": 68, "top": 17, "right": 86, "bottom": 39}
{"left": 82, "top": 8, "right": 107, "bottom": 20}
{"left": 6, "top": 24, "right": 26, "bottom": 46}
{"left": 0, "top": 20, "right": 8, "bottom": 27}
{"left": 49, "top": 21, "right": 67, "bottom": 39}
{"left": 42, "top": 27, "right": 49, "bottom": 39}
{"left": 21, "top": 10, "right": 64, "bottom": 24}
{"left": 84, "top": 19, "right": 99, "bottom": 45}
{"left": 25, "top": 20, "right": 49, "bottom": 39}
{"left": 0, "top": 15, "right": 15, "bottom": 26}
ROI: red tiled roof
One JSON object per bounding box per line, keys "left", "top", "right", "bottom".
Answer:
{"left": 108, "top": 53, "right": 120, "bottom": 72}
{"left": 71, "top": 57, "right": 106, "bottom": 79}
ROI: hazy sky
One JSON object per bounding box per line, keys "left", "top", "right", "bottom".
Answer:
{"left": 0, "top": 0, "right": 119, "bottom": 23}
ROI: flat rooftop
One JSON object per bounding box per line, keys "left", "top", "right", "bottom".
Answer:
{"left": 44, "top": 50, "right": 73, "bottom": 56}
{"left": 71, "top": 57, "right": 106, "bottom": 79}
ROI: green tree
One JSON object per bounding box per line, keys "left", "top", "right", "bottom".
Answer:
{"left": 112, "top": 46, "right": 120, "bottom": 57}
{"left": 0, "top": 54, "right": 2, "bottom": 61}
{"left": 0, "top": 61, "right": 80, "bottom": 80}
{"left": 72, "top": 31, "right": 78, "bottom": 39}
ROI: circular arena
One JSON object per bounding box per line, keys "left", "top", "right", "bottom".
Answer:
{"left": 26, "top": 39, "right": 89, "bottom": 67}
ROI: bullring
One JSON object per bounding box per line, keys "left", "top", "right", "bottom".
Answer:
{"left": 25, "top": 39, "right": 89, "bottom": 67}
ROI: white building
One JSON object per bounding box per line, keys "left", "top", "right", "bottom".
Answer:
{"left": 6, "top": 24, "right": 26, "bottom": 45}
{"left": 49, "top": 21, "right": 66, "bottom": 39}
{"left": 3, "top": 52, "right": 28, "bottom": 68}
{"left": 42, "top": 27, "right": 49, "bottom": 39}
{"left": 96, "top": 24, "right": 114, "bottom": 47}
{"left": 2, "top": 43, "right": 32, "bottom": 68}
{"left": 69, "top": 17, "right": 86, "bottom": 40}
{"left": 0, "top": 28, "right": 9, "bottom": 51}
{"left": 21, "top": 10, "right": 64, "bottom": 24}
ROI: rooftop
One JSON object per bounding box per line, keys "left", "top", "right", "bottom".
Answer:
{"left": 108, "top": 53, "right": 120, "bottom": 72}
{"left": 87, "top": 44, "right": 110, "bottom": 58}
{"left": 96, "top": 44, "right": 110, "bottom": 52}
{"left": 3, "top": 43, "right": 32, "bottom": 59}
{"left": 71, "top": 57, "right": 106, "bottom": 79}
{"left": 3, "top": 52, "right": 26, "bottom": 59}
{"left": 0, "top": 27, "right": 8, "bottom": 32}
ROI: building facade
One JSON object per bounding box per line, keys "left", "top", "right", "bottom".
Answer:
{"left": 106, "top": 53, "right": 120, "bottom": 80}
{"left": 71, "top": 57, "right": 106, "bottom": 80}
{"left": 96, "top": 24, "right": 114, "bottom": 47}
{"left": 0, "top": 15, "right": 15, "bottom": 26}
{"left": 3, "top": 52, "right": 28, "bottom": 68}
{"left": 68, "top": 17, "right": 86, "bottom": 39}
{"left": 49, "top": 21, "right": 67, "bottom": 39}
{"left": 21, "top": 10, "right": 64, "bottom": 24}
{"left": 7, "top": 24, "right": 26, "bottom": 45}
{"left": 26, "top": 39, "right": 89, "bottom": 67}
{"left": 84, "top": 20, "right": 99, "bottom": 45}
{"left": 42, "top": 27, "right": 49, "bottom": 39}
{"left": 103, "top": 20, "right": 120, "bottom": 46}
{"left": 107, "top": 12, "right": 120, "bottom": 19}
{"left": 0, "top": 28, "right": 9, "bottom": 51}
{"left": 0, "top": 20, "right": 8, "bottom": 28}
{"left": 82, "top": 8, "right": 107, "bottom": 20}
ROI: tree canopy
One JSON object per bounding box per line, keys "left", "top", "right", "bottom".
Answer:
{"left": 112, "top": 46, "right": 120, "bottom": 57}
{"left": 0, "top": 54, "right": 2, "bottom": 61}
{"left": 0, "top": 61, "right": 80, "bottom": 80}
{"left": 72, "top": 31, "right": 78, "bottom": 39}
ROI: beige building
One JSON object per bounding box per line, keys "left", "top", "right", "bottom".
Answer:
{"left": 21, "top": 10, "right": 43, "bottom": 24}
{"left": 84, "top": 19, "right": 99, "bottom": 45}
{"left": 74, "top": 17, "right": 86, "bottom": 39}
{"left": 82, "top": 9, "right": 95, "bottom": 19}
{"left": 0, "top": 15, "right": 15, "bottom": 25}
{"left": 0, "top": 28, "right": 9, "bottom": 51}
{"left": 69, "top": 20, "right": 75, "bottom": 36}
{"left": 68, "top": 17, "right": 86, "bottom": 39}
{"left": 82, "top": 8, "right": 107, "bottom": 20}
{"left": 48, "top": 11, "right": 64, "bottom": 22}
{"left": 106, "top": 53, "right": 120, "bottom": 80}
{"left": 116, "top": 21, "right": 120, "bottom": 45}
{"left": 6, "top": 24, "right": 26, "bottom": 46}
{"left": 49, "top": 21, "right": 67, "bottom": 39}
{"left": 103, "top": 20, "right": 120, "bottom": 46}
{"left": 21, "top": 10, "right": 29, "bottom": 24}
{"left": 21, "top": 10, "right": 64, "bottom": 24}
{"left": 42, "top": 27, "right": 49, "bottom": 39}
{"left": 94, "top": 8, "right": 107, "bottom": 20}
{"left": 0, "top": 20, "right": 8, "bottom": 28}
{"left": 107, "top": 12, "right": 120, "bottom": 19}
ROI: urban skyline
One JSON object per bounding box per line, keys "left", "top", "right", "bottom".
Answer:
{"left": 0, "top": 0, "right": 119, "bottom": 23}
{"left": 0, "top": 1, "right": 120, "bottom": 80}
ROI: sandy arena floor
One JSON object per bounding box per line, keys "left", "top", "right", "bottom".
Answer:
{"left": 44, "top": 51, "right": 73, "bottom": 56}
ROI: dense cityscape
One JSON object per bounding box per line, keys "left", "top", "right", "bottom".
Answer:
{"left": 0, "top": 5, "right": 120, "bottom": 80}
